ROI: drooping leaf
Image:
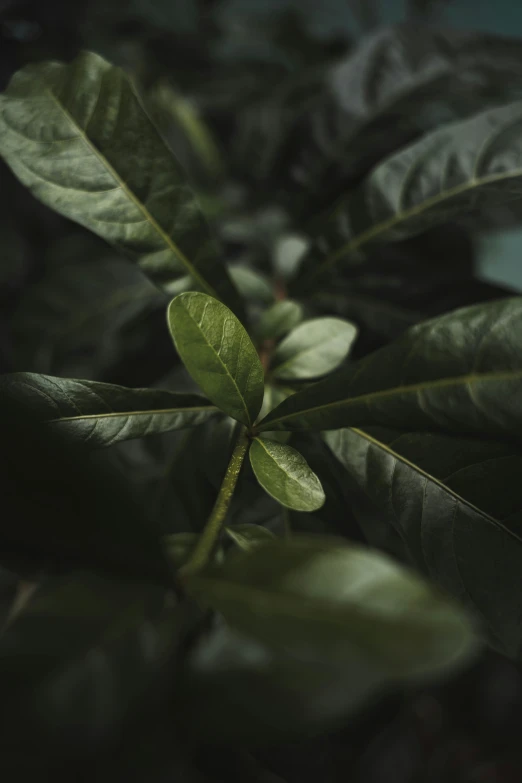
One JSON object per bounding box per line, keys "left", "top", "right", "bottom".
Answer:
{"left": 257, "top": 298, "right": 522, "bottom": 436}
{"left": 0, "top": 372, "right": 217, "bottom": 448}
{"left": 255, "top": 300, "right": 304, "bottom": 341}
{"left": 271, "top": 317, "right": 358, "bottom": 380}
{"left": 307, "top": 99, "right": 522, "bottom": 275}
{"left": 225, "top": 523, "right": 276, "bottom": 551}
{"left": 249, "top": 438, "right": 326, "bottom": 512}
{"left": 289, "top": 25, "right": 522, "bottom": 214}
{"left": 186, "top": 537, "right": 476, "bottom": 679}
{"left": 167, "top": 292, "right": 264, "bottom": 427}
{"left": 0, "top": 571, "right": 193, "bottom": 762}
{"left": 324, "top": 425, "right": 522, "bottom": 660}
{"left": 0, "top": 51, "right": 242, "bottom": 315}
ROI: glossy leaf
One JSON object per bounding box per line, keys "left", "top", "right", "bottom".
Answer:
{"left": 249, "top": 438, "right": 325, "bottom": 512}
{"left": 291, "top": 25, "right": 522, "bottom": 212}
{"left": 0, "top": 372, "right": 217, "bottom": 448}
{"left": 0, "top": 51, "right": 242, "bottom": 314}
{"left": 255, "top": 300, "right": 304, "bottom": 341}
{"left": 311, "top": 99, "right": 522, "bottom": 272}
{"left": 324, "top": 425, "right": 522, "bottom": 660}
{"left": 258, "top": 298, "right": 522, "bottom": 435}
{"left": 225, "top": 523, "right": 276, "bottom": 551}
{"left": 271, "top": 317, "right": 358, "bottom": 380}
{"left": 186, "top": 537, "right": 476, "bottom": 679}
{"left": 167, "top": 292, "right": 264, "bottom": 427}
{"left": 0, "top": 571, "right": 191, "bottom": 760}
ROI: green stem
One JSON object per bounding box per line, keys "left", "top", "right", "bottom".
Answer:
{"left": 180, "top": 427, "right": 250, "bottom": 577}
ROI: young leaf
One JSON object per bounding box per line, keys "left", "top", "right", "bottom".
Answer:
{"left": 257, "top": 298, "right": 522, "bottom": 436}
{"left": 324, "top": 426, "right": 522, "bottom": 660}
{"left": 255, "top": 300, "right": 304, "bottom": 341}
{"left": 186, "top": 537, "right": 476, "bottom": 679}
{"left": 225, "top": 523, "right": 276, "bottom": 551}
{"left": 227, "top": 265, "right": 275, "bottom": 304}
{"left": 271, "top": 317, "right": 358, "bottom": 380}
{"left": 310, "top": 100, "right": 522, "bottom": 272}
{"left": 249, "top": 438, "right": 325, "bottom": 512}
{"left": 0, "top": 51, "right": 242, "bottom": 315}
{"left": 0, "top": 373, "right": 217, "bottom": 448}
{"left": 0, "top": 571, "right": 192, "bottom": 760}
{"left": 167, "top": 292, "right": 264, "bottom": 427}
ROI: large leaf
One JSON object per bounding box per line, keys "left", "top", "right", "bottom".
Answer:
{"left": 307, "top": 99, "right": 522, "bottom": 274}
{"left": 0, "top": 51, "right": 242, "bottom": 315}
{"left": 271, "top": 317, "right": 357, "bottom": 380}
{"left": 257, "top": 298, "right": 522, "bottom": 436}
{"left": 0, "top": 571, "right": 194, "bottom": 763}
{"left": 167, "top": 292, "right": 264, "bottom": 427}
{"left": 289, "top": 25, "right": 522, "bottom": 212}
{"left": 0, "top": 372, "right": 217, "bottom": 448}
{"left": 249, "top": 438, "right": 325, "bottom": 512}
{"left": 324, "top": 425, "right": 522, "bottom": 660}
{"left": 186, "top": 537, "right": 476, "bottom": 679}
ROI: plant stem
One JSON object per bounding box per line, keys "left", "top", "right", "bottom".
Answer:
{"left": 180, "top": 427, "right": 250, "bottom": 577}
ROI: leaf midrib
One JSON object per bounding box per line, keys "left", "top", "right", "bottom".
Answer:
{"left": 257, "top": 368, "right": 522, "bottom": 430}
{"left": 49, "top": 404, "right": 217, "bottom": 424}
{"left": 324, "top": 162, "right": 522, "bottom": 269}
{"left": 45, "top": 87, "right": 218, "bottom": 299}
{"left": 347, "top": 427, "right": 522, "bottom": 548}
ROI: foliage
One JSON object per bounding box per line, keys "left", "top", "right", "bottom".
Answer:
{"left": 1, "top": 1, "right": 522, "bottom": 779}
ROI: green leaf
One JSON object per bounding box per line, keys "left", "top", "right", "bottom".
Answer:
{"left": 225, "top": 524, "right": 276, "bottom": 551}
{"left": 186, "top": 537, "right": 476, "bottom": 679}
{"left": 257, "top": 298, "right": 522, "bottom": 435}
{"left": 249, "top": 438, "right": 325, "bottom": 512}
{"left": 0, "top": 571, "right": 193, "bottom": 761}
{"left": 0, "top": 51, "right": 242, "bottom": 315}
{"left": 324, "top": 425, "right": 522, "bottom": 660}
{"left": 291, "top": 26, "right": 522, "bottom": 213}
{"left": 227, "top": 264, "right": 275, "bottom": 304}
{"left": 167, "top": 292, "right": 264, "bottom": 427}
{"left": 272, "top": 234, "right": 309, "bottom": 280}
{"left": 11, "top": 256, "right": 165, "bottom": 379}
{"left": 310, "top": 99, "right": 522, "bottom": 272}
{"left": 0, "top": 373, "right": 217, "bottom": 448}
{"left": 271, "top": 317, "right": 358, "bottom": 380}
{"left": 255, "top": 300, "right": 304, "bottom": 341}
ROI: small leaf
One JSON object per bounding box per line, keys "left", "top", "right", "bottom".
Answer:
{"left": 186, "top": 537, "right": 477, "bottom": 679}
{"left": 256, "top": 300, "right": 304, "bottom": 341}
{"left": 0, "top": 51, "right": 242, "bottom": 315}
{"left": 167, "top": 292, "right": 264, "bottom": 426}
{"left": 272, "top": 317, "right": 358, "bottom": 380}
{"left": 0, "top": 571, "right": 192, "bottom": 760}
{"left": 258, "top": 298, "right": 522, "bottom": 435}
{"left": 227, "top": 265, "right": 275, "bottom": 304}
{"left": 273, "top": 234, "right": 309, "bottom": 280}
{"left": 0, "top": 373, "right": 217, "bottom": 448}
{"left": 225, "top": 524, "right": 276, "bottom": 551}
{"left": 249, "top": 438, "right": 325, "bottom": 512}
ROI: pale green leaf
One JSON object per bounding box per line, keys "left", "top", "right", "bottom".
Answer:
{"left": 255, "top": 300, "right": 304, "bottom": 341}
{"left": 225, "top": 524, "right": 276, "bottom": 551}
{"left": 167, "top": 292, "right": 264, "bottom": 426}
{"left": 249, "top": 438, "right": 325, "bottom": 511}
{"left": 272, "top": 317, "right": 358, "bottom": 380}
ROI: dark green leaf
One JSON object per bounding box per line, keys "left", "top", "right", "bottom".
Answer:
{"left": 225, "top": 524, "right": 276, "bottom": 551}
{"left": 10, "top": 256, "right": 166, "bottom": 379}
{"left": 0, "top": 372, "right": 216, "bottom": 448}
{"left": 309, "top": 100, "right": 522, "bottom": 273}
{"left": 0, "top": 51, "right": 242, "bottom": 315}
{"left": 258, "top": 298, "right": 522, "bottom": 435}
{"left": 0, "top": 571, "right": 191, "bottom": 761}
{"left": 255, "top": 300, "right": 304, "bottom": 341}
{"left": 324, "top": 425, "right": 522, "bottom": 660}
{"left": 291, "top": 26, "right": 522, "bottom": 214}
{"left": 167, "top": 292, "right": 264, "bottom": 426}
{"left": 186, "top": 537, "right": 476, "bottom": 679}
{"left": 249, "top": 438, "right": 325, "bottom": 512}
{"left": 271, "top": 317, "right": 357, "bottom": 380}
